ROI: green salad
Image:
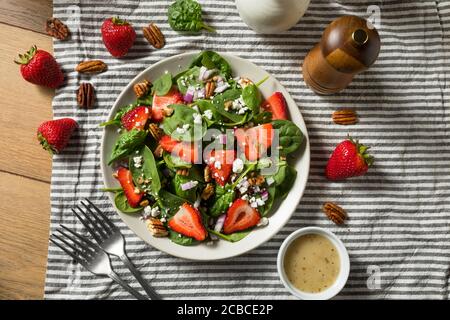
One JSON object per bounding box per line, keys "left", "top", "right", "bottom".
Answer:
{"left": 102, "top": 51, "right": 304, "bottom": 246}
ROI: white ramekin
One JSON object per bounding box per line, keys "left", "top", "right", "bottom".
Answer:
{"left": 277, "top": 227, "right": 350, "bottom": 300}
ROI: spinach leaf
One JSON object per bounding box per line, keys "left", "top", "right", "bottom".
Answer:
{"left": 172, "top": 173, "right": 199, "bottom": 203}
{"left": 163, "top": 151, "right": 192, "bottom": 170}
{"left": 129, "top": 146, "right": 161, "bottom": 196}
{"left": 168, "top": 0, "right": 215, "bottom": 33}
{"left": 152, "top": 72, "right": 173, "bottom": 96}
{"left": 190, "top": 51, "right": 232, "bottom": 78}
{"left": 259, "top": 185, "right": 276, "bottom": 216}
{"left": 276, "top": 165, "right": 297, "bottom": 199}
{"left": 162, "top": 104, "right": 207, "bottom": 141}
{"left": 253, "top": 111, "right": 272, "bottom": 124}
{"left": 212, "top": 89, "right": 248, "bottom": 123}
{"left": 114, "top": 191, "right": 142, "bottom": 213}
{"left": 209, "top": 184, "right": 234, "bottom": 217}
{"left": 208, "top": 229, "right": 251, "bottom": 242}
{"left": 176, "top": 66, "right": 202, "bottom": 94}
{"left": 271, "top": 120, "right": 304, "bottom": 155}
{"left": 108, "top": 129, "right": 147, "bottom": 165}
{"left": 168, "top": 229, "right": 198, "bottom": 246}
{"left": 137, "top": 94, "right": 153, "bottom": 106}
{"left": 195, "top": 100, "right": 221, "bottom": 126}
{"left": 158, "top": 189, "right": 189, "bottom": 215}
{"left": 242, "top": 84, "right": 261, "bottom": 114}
{"left": 100, "top": 103, "right": 135, "bottom": 127}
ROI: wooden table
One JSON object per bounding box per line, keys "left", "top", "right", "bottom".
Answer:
{"left": 0, "top": 0, "right": 53, "bottom": 299}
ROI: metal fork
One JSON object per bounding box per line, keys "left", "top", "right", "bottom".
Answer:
{"left": 72, "top": 199, "right": 160, "bottom": 300}
{"left": 50, "top": 226, "right": 147, "bottom": 300}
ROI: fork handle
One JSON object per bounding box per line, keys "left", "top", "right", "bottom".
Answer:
{"left": 120, "top": 254, "right": 161, "bottom": 300}
{"left": 108, "top": 271, "right": 148, "bottom": 300}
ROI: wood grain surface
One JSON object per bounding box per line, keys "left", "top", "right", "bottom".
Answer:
{"left": 0, "top": 0, "right": 53, "bottom": 300}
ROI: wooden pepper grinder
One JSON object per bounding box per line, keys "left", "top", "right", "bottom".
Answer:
{"left": 302, "top": 15, "right": 381, "bottom": 95}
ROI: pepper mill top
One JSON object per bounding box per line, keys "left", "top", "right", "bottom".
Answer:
{"left": 321, "top": 15, "right": 381, "bottom": 74}
{"left": 302, "top": 15, "right": 381, "bottom": 95}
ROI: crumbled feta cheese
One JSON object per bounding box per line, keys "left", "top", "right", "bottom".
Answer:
{"left": 214, "top": 160, "right": 222, "bottom": 170}
{"left": 232, "top": 158, "right": 244, "bottom": 173}
{"left": 256, "top": 198, "right": 265, "bottom": 207}
{"left": 133, "top": 156, "right": 143, "bottom": 168}
{"left": 266, "top": 177, "right": 275, "bottom": 186}
{"left": 192, "top": 105, "right": 199, "bottom": 112}
{"left": 203, "top": 109, "right": 213, "bottom": 120}
{"left": 250, "top": 201, "right": 258, "bottom": 208}
{"left": 144, "top": 206, "right": 152, "bottom": 216}
{"left": 176, "top": 127, "right": 186, "bottom": 134}
{"left": 150, "top": 207, "right": 160, "bottom": 217}
{"left": 208, "top": 156, "right": 216, "bottom": 164}
{"left": 241, "top": 194, "right": 249, "bottom": 200}
{"left": 134, "top": 187, "right": 140, "bottom": 194}
{"left": 160, "top": 217, "right": 167, "bottom": 223}
{"left": 257, "top": 217, "right": 269, "bottom": 227}
{"left": 193, "top": 113, "right": 203, "bottom": 125}
{"left": 182, "top": 124, "right": 190, "bottom": 130}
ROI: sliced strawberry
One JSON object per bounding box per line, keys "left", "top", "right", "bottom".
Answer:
{"left": 206, "top": 149, "right": 235, "bottom": 186}
{"left": 262, "top": 92, "right": 289, "bottom": 120}
{"left": 236, "top": 123, "right": 274, "bottom": 161}
{"left": 223, "top": 199, "right": 261, "bottom": 234}
{"left": 121, "top": 106, "right": 151, "bottom": 130}
{"left": 159, "top": 135, "right": 200, "bottom": 164}
{"left": 152, "top": 87, "right": 183, "bottom": 122}
{"left": 168, "top": 203, "right": 207, "bottom": 241}
{"left": 116, "top": 167, "right": 143, "bottom": 208}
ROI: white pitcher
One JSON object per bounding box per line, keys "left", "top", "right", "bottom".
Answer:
{"left": 235, "top": 0, "right": 310, "bottom": 34}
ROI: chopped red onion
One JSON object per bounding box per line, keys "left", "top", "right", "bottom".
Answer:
{"left": 214, "top": 214, "right": 226, "bottom": 232}
{"left": 203, "top": 69, "right": 217, "bottom": 80}
{"left": 183, "top": 86, "right": 195, "bottom": 103}
{"left": 199, "top": 66, "right": 207, "bottom": 80}
{"left": 214, "top": 82, "right": 230, "bottom": 93}
{"left": 181, "top": 180, "right": 198, "bottom": 191}
{"left": 261, "top": 190, "right": 269, "bottom": 201}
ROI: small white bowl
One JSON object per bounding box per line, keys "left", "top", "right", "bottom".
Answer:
{"left": 277, "top": 227, "right": 350, "bottom": 300}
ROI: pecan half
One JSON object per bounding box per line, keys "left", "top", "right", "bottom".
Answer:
{"left": 176, "top": 168, "right": 189, "bottom": 176}
{"left": 148, "top": 123, "right": 164, "bottom": 141}
{"left": 248, "top": 175, "right": 265, "bottom": 186}
{"left": 238, "top": 77, "right": 254, "bottom": 88}
{"left": 75, "top": 60, "right": 107, "bottom": 74}
{"left": 45, "top": 17, "right": 70, "bottom": 40}
{"left": 204, "top": 166, "right": 211, "bottom": 183}
{"left": 332, "top": 109, "right": 358, "bottom": 125}
{"left": 133, "top": 79, "right": 151, "bottom": 98}
{"left": 322, "top": 202, "right": 347, "bottom": 225}
{"left": 143, "top": 23, "right": 165, "bottom": 49}
{"left": 205, "top": 81, "right": 216, "bottom": 99}
{"left": 77, "top": 83, "right": 95, "bottom": 109}
{"left": 139, "top": 199, "right": 149, "bottom": 207}
{"left": 145, "top": 218, "right": 168, "bottom": 237}
{"left": 153, "top": 144, "right": 164, "bottom": 158}
{"left": 201, "top": 183, "right": 215, "bottom": 200}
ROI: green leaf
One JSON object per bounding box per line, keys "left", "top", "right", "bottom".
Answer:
{"left": 242, "top": 84, "right": 261, "bottom": 114}
{"left": 168, "top": 229, "right": 198, "bottom": 245}
{"left": 108, "top": 129, "right": 147, "bottom": 165}
{"left": 190, "top": 51, "right": 232, "bottom": 78}
{"left": 162, "top": 104, "right": 207, "bottom": 141}
{"left": 208, "top": 229, "right": 251, "bottom": 242}
{"left": 176, "top": 66, "right": 202, "bottom": 94}
{"left": 114, "top": 192, "right": 142, "bottom": 213}
{"left": 276, "top": 165, "right": 297, "bottom": 199}
{"left": 163, "top": 151, "right": 192, "bottom": 170}
{"left": 172, "top": 173, "right": 199, "bottom": 203}
{"left": 158, "top": 189, "right": 189, "bottom": 215}
{"left": 259, "top": 185, "right": 276, "bottom": 216}
{"left": 209, "top": 184, "right": 234, "bottom": 217}
{"left": 212, "top": 89, "right": 249, "bottom": 124}
{"left": 129, "top": 146, "right": 161, "bottom": 197}
{"left": 253, "top": 111, "right": 273, "bottom": 124}
{"left": 153, "top": 72, "right": 172, "bottom": 96}
{"left": 168, "top": 0, "right": 214, "bottom": 33}
{"left": 271, "top": 120, "right": 304, "bottom": 155}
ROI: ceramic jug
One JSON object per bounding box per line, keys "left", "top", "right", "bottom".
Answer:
{"left": 235, "top": 0, "right": 310, "bottom": 34}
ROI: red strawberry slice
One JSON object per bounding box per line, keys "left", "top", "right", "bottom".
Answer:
{"left": 116, "top": 167, "right": 143, "bottom": 207}
{"left": 262, "top": 92, "right": 289, "bottom": 120}
{"left": 152, "top": 87, "right": 183, "bottom": 122}
{"left": 159, "top": 135, "right": 200, "bottom": 164}
{"left": 223, "top": 199, "right": 261, "bottom": 234}
{"left": 37, "top": 118, "right": 78, "bottom": 154}
{"left": 325, "top": 138, "right": 373, "bottom": 181}
{"left": 206, "top": 149, "right": 235, "bottom": 186}
{"left": 236, "top": 123, "right": 274, "bottom": 161}
{"left": 168, "top": 203, "right": 207, "bottom": 241}
{"left": 121, "top": 106, "right": 151, "bottom": 130}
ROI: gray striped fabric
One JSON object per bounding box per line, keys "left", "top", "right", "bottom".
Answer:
{"left": 45, "top": 0, "right": 450, "bottom": 299}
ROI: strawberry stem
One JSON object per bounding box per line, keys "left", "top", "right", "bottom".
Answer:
{"left": 347, "top": 135, "right": 374, "bottom": 167}
{"left": 14, "top": 45, "right": 37, "bottom": 65}
{"left": 111, "top": 16, "right": 129, "bottom": 26}
{"left": 37, "top": 132, "right": 57, "bottom": 155}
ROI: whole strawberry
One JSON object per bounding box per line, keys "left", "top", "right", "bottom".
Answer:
{"left": 101, "top": 17, "right": 136, "bottom": 58}
{"left": 325, "top": 137, "right": 373, "bottom": 181}
{"left": 37, "top": 118, "right": 78, "bottom": 154}
{"left": 15, "top": 45, "right": 64, "bottom": 88}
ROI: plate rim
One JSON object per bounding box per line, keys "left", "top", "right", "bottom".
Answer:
{"left": 100, "top": 51, "right": 310, "bottom": 261}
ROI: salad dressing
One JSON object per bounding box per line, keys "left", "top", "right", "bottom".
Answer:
{"left": 283, "top": 234, "right": 340, "bottom": 293}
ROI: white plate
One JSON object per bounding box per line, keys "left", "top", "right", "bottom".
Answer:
{"left": 100, "top": 52, "right": 310, "bottom": 261}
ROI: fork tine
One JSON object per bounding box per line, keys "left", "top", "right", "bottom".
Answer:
{"left": 73, "top": 206, "right": 106, "bottom": 242}
{"left": 50, "top": 237, "right": 84, "bottom": 264}
{"left": 71, "top": 208, "right": 102, "bottom": 243}
{"left": 59, "top": 226, "right": 98, "bottom": 255}
{"left": 52, "top": 233, "right": 90, "bottom": 261}
{"left": 77, "top": 204, "right": 109, "bottom": 239}
{"left": 80, "top": 200, "right": 112, "bottom": 235}
{"left": 84, "top": 198, "right": 117, "bottom": 230}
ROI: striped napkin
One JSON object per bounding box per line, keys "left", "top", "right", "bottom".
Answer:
{"left": 45, "top": 0, "right": 450, "bottom": 299}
